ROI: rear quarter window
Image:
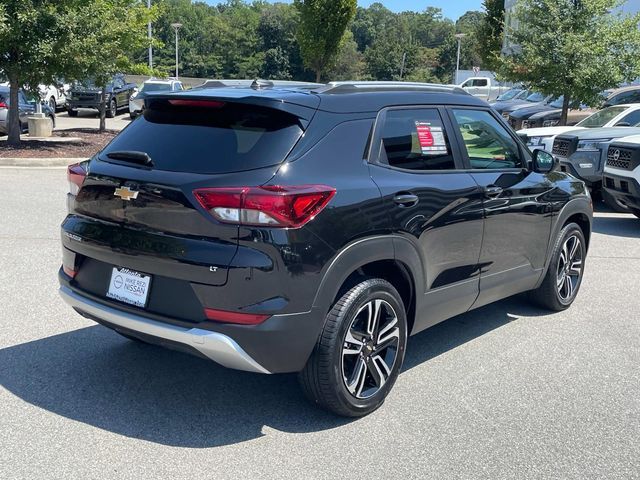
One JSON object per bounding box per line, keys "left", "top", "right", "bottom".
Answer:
{"left": 101, "top": 100, "right": 304, "bottom": 174}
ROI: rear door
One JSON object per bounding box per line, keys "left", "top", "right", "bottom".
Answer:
{"left": 368, "top": 106, "right": 485, "bottom": 333}
{"left": 447, "top": 107, "right": 553, "bottom": 308}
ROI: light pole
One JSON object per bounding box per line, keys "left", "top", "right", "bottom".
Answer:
{"left": 454, "top": 33, "right": 466, "bottom": 85}
{"left": 171, "top": 22, "right": 183, "bottom": 79}
{"left": 148, "top": 0, "right": 153, "bottom": 70}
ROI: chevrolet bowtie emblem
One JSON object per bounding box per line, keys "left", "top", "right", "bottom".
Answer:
{"left": 114, "top": 186, "right": 139, "bottom": 201}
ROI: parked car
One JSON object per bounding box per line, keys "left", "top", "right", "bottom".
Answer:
{"left": 551, "top": 125, "right": 640, "bottom": 210}
{"left": 59, "top": 81, "right": 592, "bottom": 417}
{"left": 491, "top": 88, "right": 529, "bottom": 104}
{"left": 67, "top": 74, "right": 137, "bottom": 118}
{"left": 38, "top": 83, "right": 69, "bottom": 111}
{"left": 506, "top": 97, "right": 565, "bottom": 130}
{"left": 603, "top": 135, "right": 640, "bottom": 218}
{"left": 602, "top": 85, "right": 640, "bottom": 108}
{"left": 458, "top": 76, "right": 510, "bottom": 102}
{"left": 517, "top": 97, "right": 594, "bottom": 129}
{"left": 129, "top": 78, "right": 183, "bottom": 119}
{"left": 519, "top": 104, "right": 640, "bottom": 154}
{"left": 493, "top": 91, "right": 553, "bottom": 116}
{"left": 0, "top": 86, "right": 56, "bottom": 134}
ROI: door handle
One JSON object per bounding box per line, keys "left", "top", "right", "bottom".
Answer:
{"left": 393, "top": 193, "right": 419, "bottom": 207}
{"left": 484, "top": 185, "right": 503, "bottom": 198}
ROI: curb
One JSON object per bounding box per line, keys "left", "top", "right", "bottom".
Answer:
{"left": 0, "top": 157, "right": 88, "bottom": 167}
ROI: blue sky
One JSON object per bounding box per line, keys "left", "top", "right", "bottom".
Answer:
{"left": 206, "top": 1, "right": 484, "bottom": 20}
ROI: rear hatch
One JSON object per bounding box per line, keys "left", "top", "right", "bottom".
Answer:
{"left": 63, "top": 92, "right": 318, "bottom": 319}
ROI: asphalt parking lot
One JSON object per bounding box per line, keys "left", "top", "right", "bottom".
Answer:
{"left": 0, "top": 167, "right": 638, "bottom": 480}
{"left": 54, "top": 108, "right": 130, "bottom": 132}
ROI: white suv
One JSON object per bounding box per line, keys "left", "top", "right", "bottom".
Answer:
{"left": 603, "top": 135, "right": 640, "bottom": 219}
{"left": 518, "top": 104, "right": 640, "bottom": 153}
{"left": 129, "top": 78, "right": 183, "bottom": 119}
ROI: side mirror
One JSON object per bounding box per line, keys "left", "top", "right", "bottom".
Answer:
{"left": 615, "top": 121, "right": 631, "bottom": 127}
{"left": 532, "top": 149, "right": 556, "bottom": 173}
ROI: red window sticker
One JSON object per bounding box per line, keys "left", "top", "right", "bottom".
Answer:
{"left": 415, "top": 122, "right": 448, "bottom": 155}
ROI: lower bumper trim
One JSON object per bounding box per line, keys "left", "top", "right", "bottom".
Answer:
{"left": 59, "top": 286, "right": 271, "bottom": 374}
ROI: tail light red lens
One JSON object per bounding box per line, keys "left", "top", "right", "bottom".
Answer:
{"left": 67, "top": 162, "right": 86, "bottom": 195}
{"left": 204, "top": 308, "right": 270, "bottom": 325}
{"left": 193, "top": 185, "right": 336, "bottom": 228}
{"left": 62, "top": 266, "right": 77, "bottom": 278}
{"left": 0, "top": 101, "right": 8, "bottom": 109}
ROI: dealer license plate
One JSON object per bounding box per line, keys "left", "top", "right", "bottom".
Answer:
{"left": 106, "top": 267, "right": 151, "bottom": 308}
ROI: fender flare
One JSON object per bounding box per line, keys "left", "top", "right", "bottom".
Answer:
{"left": 311, "top": 235, "right": 426, "bottom": 315}
{"left": 537, "top": 197, "right": 592, "bottom": 287}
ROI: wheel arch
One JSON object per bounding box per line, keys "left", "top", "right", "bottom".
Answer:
{"left": 312, "top": 235, "right": 426, "bottom": 335}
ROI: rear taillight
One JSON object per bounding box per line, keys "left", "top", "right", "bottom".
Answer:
{"left": 204, "top": 308, "right": 270, "bottom": 325}
{"left": 193, "top": 185, "right": 336, "bottom": 228}
{"left": 0, "top": 101, "right": 8, "bottom": 109}
{"left": 67, "top": 162, "right": 86, "bottom": 195}
{"left": 62, "top": 266, "right": 77, "bottom": 278}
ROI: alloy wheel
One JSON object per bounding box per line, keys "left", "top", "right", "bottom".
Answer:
{"left": 556, "top": 234, "right": 583, "bottom": 302}
{"left": 341, "top": 299, "right": 400, "bottom": 399}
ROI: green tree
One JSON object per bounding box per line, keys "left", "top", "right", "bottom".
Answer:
{"left": 500, "top": 0, "right": 640, "bottom": 125}
{"left": 294, "top": 0, "right": 357, "bottom": 82}
{"left": 0, "top": 0, "right": 87, "bottom": 145}
{"left": 75, "top": 0, "right": 156, "bottom": 132}
{"left": 477, "top": 0, "right": 505, "bottom": 72}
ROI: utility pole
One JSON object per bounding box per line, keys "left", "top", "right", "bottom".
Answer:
{"left": 400, "top": 52, "right": 407, "bottom": 80}
{"left": 148, "top": 0, "right": 153, "bottom": 70}
{"left": 454, "top": 33, "right": 466, "bottom": 84}
{"left": 171, "top": 23, "right": 183, "bottom": 79}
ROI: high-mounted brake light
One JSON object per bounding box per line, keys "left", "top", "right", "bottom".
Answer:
{"left": 193, "top": 185, "right": 336, "bottom": 228}
{"left": 204, "top": 308, "right": 270, "bottom": 325}
{"left": 67, "top": 163, "right": 87, "bottom": 195}
{"left": 168, "top": 99, "right": 226, "bottom": 108}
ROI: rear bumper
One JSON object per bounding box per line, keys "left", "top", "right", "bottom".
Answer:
{"left": 60, "top": 285, "right": 271, "bottom": 373}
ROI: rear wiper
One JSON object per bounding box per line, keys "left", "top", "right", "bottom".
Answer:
{"left": 105, "top": 150, "right": 153, "bottom": 166}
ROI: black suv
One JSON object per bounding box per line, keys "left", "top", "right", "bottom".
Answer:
{"left": 59, "top": 81, "right": 592, "bottom": 417}
{"left": 67, "top": 74, "right": 137, "bottom": 118}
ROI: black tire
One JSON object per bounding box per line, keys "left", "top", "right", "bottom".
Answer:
{"left": 530, "top": 223, "right": 586, "bottom": 311}
{"left": 299, "top": 278, "right": 408, "bottom": 417}
{"left": 129, "top": 112, "right": 137, "bottom": 120}
{"left": 106, "top": 98, "right": 117, "bottom": 118}
{"left": 48, "top": 97, "right": 56, "bottom": 112}
{"left": 67, "top": 109, "right": 78, "bottom": 117}
{"left": 602, "top": 189, "right": 629, "bottom": 213}
{"left": 48, "top": 114, "right": 56, "bottom": 129}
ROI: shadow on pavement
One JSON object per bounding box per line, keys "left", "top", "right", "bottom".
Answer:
{"left": 592, "top": 214, "right": 640, "bottom": 239}
{"left": 0, "top": 296, "right": 549, "bottom": 448}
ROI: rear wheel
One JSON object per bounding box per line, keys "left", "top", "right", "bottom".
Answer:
{"left": 48, "top": 97, "right": 56, "bottom": 111}
{"left": 299, "top": 278, "right": 407, "bottom": 417}
{"left": 106, "top": 98, "right": 117, "bottom": 118}
{"left": 602, "top": 189, "right": 629, "bottom": 213}
{"left": 530, "top": 223, "right": 586, "bottom": 311}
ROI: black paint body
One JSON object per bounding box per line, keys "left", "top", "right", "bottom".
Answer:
{"left": 60, "top": 85, "right": 592, "bottom": 373}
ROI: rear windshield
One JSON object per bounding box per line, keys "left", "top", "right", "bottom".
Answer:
{"left": 140, "top": 83, "right": 172, "bottom": 92}
{"left": 100, "top": 100, "right": 304, "bottom": 174}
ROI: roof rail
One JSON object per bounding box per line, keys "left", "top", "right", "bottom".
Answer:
{"left": 192, "top": 78, "right": 325, "bottom": 90}
{"left": 314, "top": 81, "right": 467, "bottom": 94}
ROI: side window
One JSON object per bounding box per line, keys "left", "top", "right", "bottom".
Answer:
{"left": 378, "top": 108, "right": 455, "bottom": 171}
{"left": 113, "top": 77, "right": 124, "bottom": 89}
{"left": 472, "top": 79, "right": 488, "bottom": 87}
{"left": 608, "top": 90, "right": 640, "bottom": 106}
{"left": 619, "top": 109, "right": 640, "bottom": 126}
{"left": 452, "top": 109, "right": 524, "bottom": 170}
